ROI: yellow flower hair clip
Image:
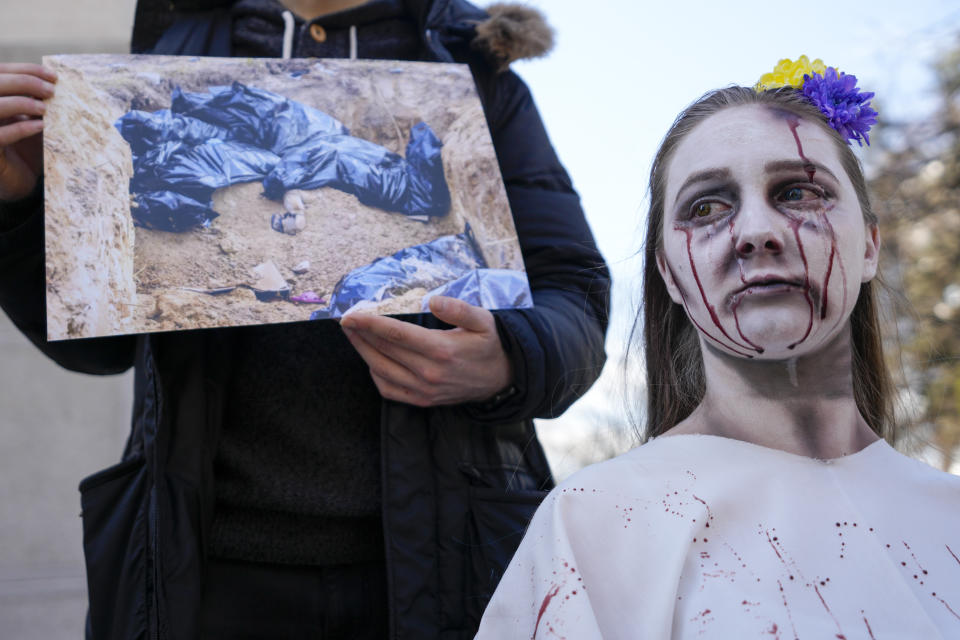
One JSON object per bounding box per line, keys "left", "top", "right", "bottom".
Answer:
{"left": 754, "top": 55, "right": 878, "bottom": 146}
{"left": 754, "top": 55, "right": 827, "bottom": 91}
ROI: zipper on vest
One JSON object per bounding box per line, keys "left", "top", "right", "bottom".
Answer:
{"left": 148, "top": 485, "right": 161, "bottom": 640}
{"left": 379, "top": 402, "right": 396, "bottom": 638}
{"left": 146, "top": 337, "right": 163, "bottom": 640}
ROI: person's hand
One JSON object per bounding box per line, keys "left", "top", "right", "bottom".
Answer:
{"left": 0, "top": 63, "right": 55, "bottom": 203}
{"left": 340, "top": 296, "right": 513, "bottom": 407}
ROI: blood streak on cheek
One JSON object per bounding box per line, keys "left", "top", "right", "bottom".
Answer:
{"left": 727, "top": 231, "right": 765, "bottom": 354}
{"left": 781, "top": 114, "right": 821, "bottom": 350}
{"left": 785, "top": 115, "right": 852, "bottom": 326}
{"left": 782, "top": 212, "right": 814, "bottom": 350}
{"left": 730, "top": 301, "right": 759, "bottom": 349}
{"left": 821, "top": 238, "right": 836, "bottom": 320}
{"left": 673, "top": 225, "right": 760, "bottom": 358}
{"left": 816, "top": 204, "right": 849, "bottom": 334}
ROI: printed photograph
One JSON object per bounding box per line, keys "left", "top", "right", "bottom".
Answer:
{"left": 42, "top": 54, "right": 531, "bottom": 340}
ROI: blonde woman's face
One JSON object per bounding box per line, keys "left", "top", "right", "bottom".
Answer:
{"left": 657, "top": 105, "right": 879, "bottom": 360}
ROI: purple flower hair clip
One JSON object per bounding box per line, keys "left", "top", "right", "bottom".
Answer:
{"left": 801, "top": 68, "right": 877, "bottom": 146}
{"left": 755, "top": 56, "right": 878, "bottom": 146}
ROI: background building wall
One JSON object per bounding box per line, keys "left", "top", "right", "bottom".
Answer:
{"left": 0, "top": 1, "right": 135, "bottom": 636}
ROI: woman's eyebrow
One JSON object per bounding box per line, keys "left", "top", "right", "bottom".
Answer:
{"left": 673, "top": 168, "right": 731, "bottom": 205}
{"left": 764, "top": 159, "right": 839, "bottom": 182}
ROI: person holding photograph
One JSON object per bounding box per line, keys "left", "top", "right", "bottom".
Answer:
{"left": 476, "top": 57, "right": 960, "bottom": 639}
{"left": 0, "top": 1, "right": 609, "bottom": 639}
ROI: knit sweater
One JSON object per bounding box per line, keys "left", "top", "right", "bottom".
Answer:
{"left": 210, "top": 0, "right": 424, "bottom": 566}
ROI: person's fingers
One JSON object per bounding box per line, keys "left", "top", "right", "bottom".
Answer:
{"left": 342, "top": 314, "right": 463, "bottom": 386}
{"left": 342, "top": 324, "right": 427, "bottom": 392}
{"left": 0, "top": 96, "right": 45, "bottom": 121}
{"left": 0, "top": 113, "right": 33, "bottom": 128}
{"left": 0, "top": 71, "right": 55, "bottom": 101}
{"left": 341, "top": 312, "right": 436, "bottom": 354}
{"left": 428, "top": 296, "right": 494, "bottom": 333}
{"left": 0, "top": 66, "right": 54, "bottom": 203}
{"left": 12, "top": 116, "right": 43, "bottom": 166}
{"left": 0, "top": 63, "right": 57, "bottom": 84}
{"left": 351, "top": 327, "right": 443, "bottom": 377}
{"left": 369, "top": 370, "right": 433, "bottom": 407}
{"left": 0, "top": 117, "right": 42, "bottom": 148}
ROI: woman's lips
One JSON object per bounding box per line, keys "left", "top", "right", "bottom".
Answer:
{"left": 729, "top": 279, "right": 806, "bottom": 305}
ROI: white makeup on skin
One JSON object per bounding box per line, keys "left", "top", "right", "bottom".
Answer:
{"left": 659, "top": 105, "right": 876, "bottom": 362}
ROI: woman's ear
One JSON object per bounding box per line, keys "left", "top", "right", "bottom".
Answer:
{"left": 656, "top": 250, "right": 685, "bottom": 305}
{"left": 861, "top": 223, "right": 881, "bottom": 282}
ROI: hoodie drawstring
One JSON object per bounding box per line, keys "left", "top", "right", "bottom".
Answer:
{"left": 281, "top": 10, "right": 295, "bottom": 59}
{"left": 281, "top": 9, "right": 357, "bottom": 61}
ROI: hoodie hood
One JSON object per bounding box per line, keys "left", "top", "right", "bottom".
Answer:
{"left": 471, "top": 3, "right": 553, "bottom": 71}
{"left": 132, "top": 0, "right": 553, "bottom": 70}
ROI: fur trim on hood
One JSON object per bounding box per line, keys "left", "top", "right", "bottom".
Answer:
{"left": 473, "top": 4, "right": 554, "bottom": 72}
{"left": 132, "top": 0, "right": 555, "bottom": 71}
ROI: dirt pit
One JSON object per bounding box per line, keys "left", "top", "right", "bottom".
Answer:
{"left": 132, "top": 183, "right": 467, "bottom": 331}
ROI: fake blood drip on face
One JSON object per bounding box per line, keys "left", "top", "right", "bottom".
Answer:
{"left": 785, "top": 115, "right": 817, "bottom": 182}
{"left": 817, "top": 209, "right": 849, "bottom": 336}
{"left": 783, "top": 213, "right": 815, "bottom": 350}
{"left": 786, "top": 113, "right": 854, "bottom": 333}
{"left": 674, "top": 226, "right": 760, "bottom": 358}
{"left": 728, "top": 219, "right": 766, "bottom": 354}
{"left": 782, "top": 114, "right": 829, "bottom": 350}
{"left": 821, "top": 242, "right": 836, "bottom": 320}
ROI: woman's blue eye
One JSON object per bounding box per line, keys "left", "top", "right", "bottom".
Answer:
{"left": 781, "top": 186, "right": 822, "bottom": 202}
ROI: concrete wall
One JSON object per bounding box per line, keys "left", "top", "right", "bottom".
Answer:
{"left": 0, "top": 1, "right": 136, "bottom": 636}
{"left": 0, "top": 316, "right": 132, "bottom": 637}
{"left": 1, "top": 0, "right": 135, "bottom": 64}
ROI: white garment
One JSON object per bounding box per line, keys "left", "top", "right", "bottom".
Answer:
{"left": 476, "top": 434, "right": 960, "bottom": 639}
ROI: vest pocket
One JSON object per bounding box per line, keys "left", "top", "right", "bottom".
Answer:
{"left": 79, "top": 455, "right": 149, "bottom": 640}
{"left": 463, "top": 485, "right": 547, "bottom": 630}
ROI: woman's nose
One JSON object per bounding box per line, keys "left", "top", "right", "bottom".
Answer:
{"left": 734, "top": 203, "right": 784, "bottom": 258}
{"left": 736, "top": 236, "right": 783, "bottom": 257}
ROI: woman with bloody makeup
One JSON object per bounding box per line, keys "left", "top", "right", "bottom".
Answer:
{"left": 476, "top": 59, "right": 960, "bottom": 639}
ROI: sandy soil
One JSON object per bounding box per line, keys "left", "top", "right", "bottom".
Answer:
{"left": 43, "top": 58, "right": 136, "bottom": 339}
{"left": 44, "top": 55, "right": 524, "bottom": 337}
{"left": 133, "top": 183, "right": 467, "bottom": 330}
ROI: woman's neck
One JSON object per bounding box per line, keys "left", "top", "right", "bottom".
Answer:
{"left": 666, "top": 327, "right": 879, "bottom": 459}
{"left": 278, "top": 0, "right": 372, "bottom": 20}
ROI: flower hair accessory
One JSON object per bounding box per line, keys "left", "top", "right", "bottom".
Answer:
{"left": 755, "top": 56, "right": 878, "bottom": 146}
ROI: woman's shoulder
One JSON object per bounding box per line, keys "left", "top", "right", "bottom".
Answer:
{"left": 847, "top": 438, "right": 960, "bottom": 503}
{"left": 548, "top": 432, "right": 867, "bottom": 504}
{"left": 550, "top": 436, "right": 709, "bottom": 500}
